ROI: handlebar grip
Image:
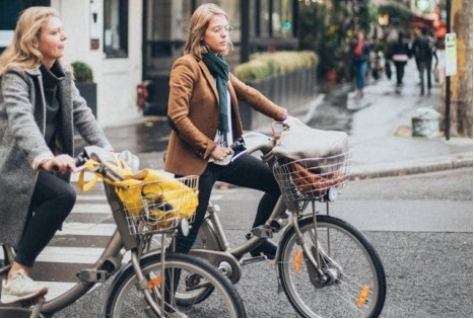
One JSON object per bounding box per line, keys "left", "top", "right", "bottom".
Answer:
{"left": 74, "top": 153, "right": 88, "bottom": 167}
{"left": 48, "top": 151, "right": 89, "bottom": 172}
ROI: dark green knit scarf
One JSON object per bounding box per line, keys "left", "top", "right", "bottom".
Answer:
{"left": 202, "top": 53, "right": 230, "bottom": 137}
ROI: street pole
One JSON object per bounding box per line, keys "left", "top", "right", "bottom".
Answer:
{"left": 445, "top": 0, "right": 451, "bottom": 140}
{"left": 240, "top": 0, "right": 250, "bottom": 63}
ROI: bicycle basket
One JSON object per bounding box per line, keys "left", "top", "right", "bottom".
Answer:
{"left": 115, "top": 172, "right": 199, "bottom": 235}
{"left": 273, "top": 150, "right": 352, "bottom": 205}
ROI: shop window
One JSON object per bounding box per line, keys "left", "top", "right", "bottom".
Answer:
{"left": 0, "top": 0, "right": 50, "bottom": 53}
{"left": 104, "top": 0, "right": 128, "bottom": 58}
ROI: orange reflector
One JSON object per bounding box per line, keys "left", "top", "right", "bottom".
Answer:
{"left": 357, "top": 285, "right": 370, "bottom": 307}
{"left": 147, "top": 276, "right": 162, "bottom": 289}
{"left": 293, "top": 249, "right": 303, "bottom": 272}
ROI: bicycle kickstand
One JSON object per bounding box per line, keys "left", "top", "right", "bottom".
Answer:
{"left": 29, "top": 296, "right": 45, "bottom": 318}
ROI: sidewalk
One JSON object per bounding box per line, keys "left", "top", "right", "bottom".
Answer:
{"left": 347, "top": 58, "right": 472, "bottom": 179}
{"left": 96, "top": 58, "right": 472, "bottom": 180}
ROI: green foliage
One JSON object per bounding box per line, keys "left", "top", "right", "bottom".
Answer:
{"left": 71, "top": 61, "right": 94, "bottom": 82}
{"left": 378, "top": 4, "right": 415, "bottom": 27}
{"left": 234, "top": 51, "right": 318, "bottom": 82}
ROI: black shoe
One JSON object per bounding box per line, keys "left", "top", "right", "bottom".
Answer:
{"left": 250, "top": 239, "right": 277, "bottom": 260}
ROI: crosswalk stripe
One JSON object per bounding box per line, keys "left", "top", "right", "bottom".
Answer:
{"left": 58, "top": 222, "right": 117, "bottom": 236}
{"left": 75, "top": 194, "right": 105, "bottom": 201}
{"left": 71, "top": 203, "right": 111, "bottom": 214}
{"left": 36, "top": 247, "right": 105, "bottom": 264}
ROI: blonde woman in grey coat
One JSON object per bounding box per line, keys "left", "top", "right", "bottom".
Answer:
{"left": 0, "top": 7, "right": 111, "bottom": 304}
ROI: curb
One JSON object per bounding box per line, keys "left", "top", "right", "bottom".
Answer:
{"left": 351, "top": 152, "right": 473, "bottom": 180}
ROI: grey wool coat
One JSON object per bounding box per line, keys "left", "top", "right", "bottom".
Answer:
{"left": 0, "top": 66, "right": 111, "bottom": 247}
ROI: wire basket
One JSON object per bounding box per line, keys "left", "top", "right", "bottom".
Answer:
{"left": 273, "top": 150, "right": 352, "bottom": 206}
{"left": 120, "top": 175, "right": 199, "bottom": 235}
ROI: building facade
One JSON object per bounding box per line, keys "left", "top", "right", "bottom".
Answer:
{"left": 0, "top": 0, "right": 299, "bottom": 125}
{"left": 141, "top": 0, "right": 299, "bottom": 115}
{"left": 0, "top": 0, "right": 143, "bottom": 126}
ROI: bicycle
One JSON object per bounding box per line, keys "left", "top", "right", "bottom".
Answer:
{"left": 186, "top": 123, "right": 387, "bottom": 318}
{"left": 0, "top": 146, "right": 246, "bottom": 318}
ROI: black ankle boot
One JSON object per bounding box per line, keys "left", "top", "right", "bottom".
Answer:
{"left": 250, "top": 239, "right": 277, "bottom": 260}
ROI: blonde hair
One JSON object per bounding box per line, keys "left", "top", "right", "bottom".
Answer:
{"left": 0, "top": 6, "right": 68, "bottom": 76}
{"left": 183, "top": 3, "right": 233, "bottom": 59}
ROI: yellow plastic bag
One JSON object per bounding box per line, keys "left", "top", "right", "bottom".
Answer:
{"left": 77, "top": 157, "right": 134, "bottom": 191}
{"left": 114, "top": 169, "right": 199, "bottom": 228}
{"left": 77, "top": 159, "right": 198, "bottom": 229}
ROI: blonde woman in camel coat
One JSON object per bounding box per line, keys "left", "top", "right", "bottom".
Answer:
{"left": 165, "top": 3, "right": 287, "bottom": 260}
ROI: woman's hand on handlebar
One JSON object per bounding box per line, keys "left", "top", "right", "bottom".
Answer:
{"left": 40, "top": 154, "right": 77, "bottom": 173}
{"left": 211, "top": 144, "right": 233, "bottom": 162}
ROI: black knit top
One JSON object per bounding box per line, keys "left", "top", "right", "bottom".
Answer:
{"left": 40, "top": 61, "right": 65, "bottom": 150}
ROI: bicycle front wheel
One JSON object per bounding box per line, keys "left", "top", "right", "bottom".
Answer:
{"left": 105, "top": 252, "right": 246, "bottom": 318}
{"left": 278, "top": 215, "right": 386, "bottom": 318}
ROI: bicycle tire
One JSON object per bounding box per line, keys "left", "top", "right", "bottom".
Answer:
{"left": 104, "top": 251, "right": 246, "bottom": 318}
{"left": 277, "top": 215, "right": 386, "bottom": 318}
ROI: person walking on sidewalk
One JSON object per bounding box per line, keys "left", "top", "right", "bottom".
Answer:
{"left": 412, "top": 28, "right": 438, "bottom": 95}
{"left": 350, "top": 31, "right": 370, "bottom": 98}
{"left": 165, "top": 3, "right": 287, "bottom": 259}
{"left": 0, "top": 7, "right": 112, "bottom": 304}
{"left": 387, "top": 32, "right": 412, "bottom": 93}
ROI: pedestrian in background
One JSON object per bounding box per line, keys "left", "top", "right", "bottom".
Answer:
{"left": 412, "top": 28, "right": 438, "bottom": 95}
{"left": 165, "top": 3, "right": 287, "bottom": 259}
{"left": 0, "top": 6, "right": 112, "bottom": 304}
{"left": 386, "top": 31, "right": 412, "bottom": 93}
{"left": 350, "top": 31, "right": 370, "bottom": 98}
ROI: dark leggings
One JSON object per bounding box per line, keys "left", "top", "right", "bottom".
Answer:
{"left": 394, "top": 61, "right": 407, "bottom": 86}
{"left": 15, "top": 172, "right": 76, "bottom": 267}
{"left": 417, "top": 60, "right": 433, "bottom": 94}
{"left": 173, "top": 153, "right": 281, "bottom": 254}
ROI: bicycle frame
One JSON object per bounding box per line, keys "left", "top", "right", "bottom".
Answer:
{"left": 190, "top": 131, "right": 327, "bottom": 283}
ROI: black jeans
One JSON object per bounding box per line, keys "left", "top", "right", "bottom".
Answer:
{"left": 173, "top": 153, "right": 281, "bottom": 254}
{"left": 417, "top": 59, "right": 433, "bottom": 94}
{"left": 394, "top": 61, "right": 407, "bottom": 86}
{"left": 15, "top": 172, "right": 76, "bottom": 267}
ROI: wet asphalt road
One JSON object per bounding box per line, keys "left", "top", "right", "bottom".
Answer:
{"left": 55, "top": 167, "right": 472, "bottom": 318}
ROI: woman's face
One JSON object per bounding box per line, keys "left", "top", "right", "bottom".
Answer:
{"left": 37, "top": 16, "right": 67, "bottom": 68}
{"left": 203, "top": 14, "right": 231, "bottom": 54}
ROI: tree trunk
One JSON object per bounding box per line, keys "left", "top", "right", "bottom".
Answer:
{"left": 443, "top": 0, "right": 473, "bottom": 137}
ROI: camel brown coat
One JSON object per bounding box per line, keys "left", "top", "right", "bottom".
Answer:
{"left": 165, "top": 54, "right": 286, "bottom": 176}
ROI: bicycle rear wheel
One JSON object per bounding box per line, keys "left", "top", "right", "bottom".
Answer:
{"left": 105, "top": 252, "right": 246, "bottom": 318}
{"left": 278, "top": 215, "right": 386, "bottom": 318}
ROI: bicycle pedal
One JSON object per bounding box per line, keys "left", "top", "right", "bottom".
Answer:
{"left": 77, "top": 269, "right": 108, "bottom": 283}
{"left": 250, "top": 226, "right": 273, "bottom": 238}
{"left": 29, "top": 296, "right": 45, "bottom": 318}
{"left": 240, "top": 255, "right": 267, "bottom": 266}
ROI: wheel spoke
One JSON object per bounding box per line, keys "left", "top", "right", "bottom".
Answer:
{"left": 278, "top": 215, "right": 386, "bottom": 318}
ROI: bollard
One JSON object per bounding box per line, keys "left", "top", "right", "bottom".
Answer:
{"left": 412, "top": 106, "right": 441, "bottom": 138}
